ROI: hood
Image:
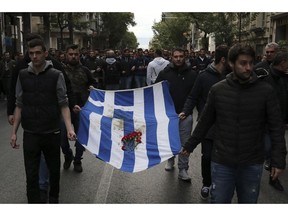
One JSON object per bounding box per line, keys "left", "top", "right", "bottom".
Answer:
{"left": 153, "top": 57, "right": 168, "bottom": 66}
{"left": 226, "top": 71, "right": 258, "bottom": 87}
{"left": 27, "top": 60, "right": 54, "bottom": 73}
{"left": 106, "top": 57, "right": 116, "bottom": 65}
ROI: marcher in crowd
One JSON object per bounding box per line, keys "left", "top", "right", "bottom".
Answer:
{"left": 133, "top": 48, "right": 149, "bottom": 88}
{"left": 10, "top": 38, "right": 76, "bottom": 203}
{"left": 7, "top": 33, "right": 76, "bottom": 203}
{"left": 146, "top": 49, "right": 169, "bottom": 86}
{"left": 61, "top": 44, "right": 97, "bottom": 173}
{"left": 254, "top": 42, "right": 279, "bottom": 73}
{"left": 193, "top": 48, "right": 211, "bottom": 73}
{"left": 256, "top": 50, "right": 288, "bottom": 192}
{"left": 155, "top": 48, "right": 197, "bottom": 181}
{"left": 103, "top": 49, "right": 122, "bottom": 90}
{"left": 179, "top": 44, "right": 230, "bottom": 200}
{"left": 119, "top": 48, "right": 135, "bottom": 89}
{"left": 181, "top": 43, "right": 287, "bottom": 203}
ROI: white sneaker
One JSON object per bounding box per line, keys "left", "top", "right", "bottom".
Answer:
{"left": 165, "top": 158, "right": 175, "bottom": 171}
{"left": 178, "top": 169, "right": 191, "bottom": 182}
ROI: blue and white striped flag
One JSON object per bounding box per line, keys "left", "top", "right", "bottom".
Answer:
{"left": 77, "top": 81, "right": 181, "bottom": 173}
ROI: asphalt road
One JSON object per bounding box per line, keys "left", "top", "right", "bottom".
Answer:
{"left": 0, "top": 99, "right": 287, "bottom": 205}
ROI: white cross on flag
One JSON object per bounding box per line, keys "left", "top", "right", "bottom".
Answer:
{"left": 77, "top": 81, "right": 181, "bottom": 172}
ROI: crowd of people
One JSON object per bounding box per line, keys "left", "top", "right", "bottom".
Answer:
{"left": 1, "top": 33, "right": 287, "bottom": 204}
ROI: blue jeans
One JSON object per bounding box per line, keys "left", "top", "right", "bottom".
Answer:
{"left": 177, "top": 115, "right": 193, "bottom": 170}
{"left": 134, "top": 75, "right": 146, "bottom": 88}
{"left": 210, "top": 162, "right": 263, "bottom": 203}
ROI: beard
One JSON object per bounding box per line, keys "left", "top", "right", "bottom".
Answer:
{"left": 68, "top": 59, "right": 79, "bottom": 66}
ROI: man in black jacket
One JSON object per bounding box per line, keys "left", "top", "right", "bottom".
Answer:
{"left": 257, "top": 51, "right": 288, "bottom": 192}
{"left": 179, "top": 44, "right": 230, "bottom": 199}
{"left": 61, "top": 44, "right": 97, "bottom": 173}
{"left": 155, "top": 48, "right": 197, "bottom": 182}
{"left": 182, "top": 43, "right": 287, "bottom": 203}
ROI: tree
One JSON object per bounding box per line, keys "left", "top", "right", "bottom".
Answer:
{"left": 50, "top": 13, "right": 89, "bottom": 50}
{"left": 120, "top": 31, "right": 139, "bottom": 49}
{"left": 152, "top": 13, "right": 259, "bottom": 50}
{"left": 99, "top": 13, "right": 136, "bottom": 49}
{"left": 151, "top": 15, "right": 191, "bottom": 50}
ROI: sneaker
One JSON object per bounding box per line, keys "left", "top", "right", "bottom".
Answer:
{"left": 73, "top": 160, "right": 83, "bottom": 173}
{"left": 200, "top": 186, "right": 210, "bottom": 200}
{"left": 178, "top": 169, "right": 191, "bottom": 182}
{"left": 269, "top": 177, "right": 284, "bottom": 191}
{"left": 63, "top": 153, "right": 74, "bottom": 170}
{"left": 264, "top": 160, "right": 271, "bottom": 171}
{"left": 165, "top": 158, "right": 175, "bottom": 171}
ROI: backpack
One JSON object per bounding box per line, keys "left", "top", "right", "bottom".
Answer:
{"left": 106, "top": 62, "right": 118, "bottom": 75}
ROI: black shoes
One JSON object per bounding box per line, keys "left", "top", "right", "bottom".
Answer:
{"left": 63, "top": 153, "right": 74, "bottom": 170}
{"left": 269, "top": 177, "right": 284, "bottom": 191}
{"left": 73, "top": 160, "right": 83, "bottom": 173}
{"left": 39, "top": 189, "right": 48, "bottom": 203}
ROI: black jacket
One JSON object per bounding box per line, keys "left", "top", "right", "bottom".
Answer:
{"left": 260, "top": 65, "right": 288, "bottom": 124}
{"left": 184, "top": 72, "right": 287, "bottom": 169}
{"left": 182, "top": 64, "right": 227, "bottom": 117}
{"left": 155, "top": 63, "right": 197, "bottom": 114}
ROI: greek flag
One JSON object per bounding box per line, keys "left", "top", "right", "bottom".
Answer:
{"left": 77, "top": 81, "right": 181, "bottom": 173}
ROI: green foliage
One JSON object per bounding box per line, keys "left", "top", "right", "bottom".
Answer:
{"left": 151, "top": 15, "right": 191, "bottom": 50}
{"left": 99, "top": 12, "right": 136, "bottom": 48}
{"left": 152, "top": 12, "right": 260, "bottom": 50}
{"left": 120, "top": 31, "right": 139, "bottom": 49}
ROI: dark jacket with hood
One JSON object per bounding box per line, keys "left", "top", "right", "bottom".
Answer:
{"left": 184, "top": 72, "right": 287, "bottom": 169}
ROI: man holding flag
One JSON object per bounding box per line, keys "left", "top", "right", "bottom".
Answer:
{"left": 155, "top": 48, "right": 197, "bottom": 181}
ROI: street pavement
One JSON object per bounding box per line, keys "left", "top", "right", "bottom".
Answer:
{"left": 0, "top": 99, "right": 287, "bottom": 204}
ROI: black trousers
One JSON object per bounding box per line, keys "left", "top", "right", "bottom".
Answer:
{"left": 23, "top": 131, "right": 60, "bottom": 203}
{"left": 201, "top": 139, "right": 213, "bottom": 187}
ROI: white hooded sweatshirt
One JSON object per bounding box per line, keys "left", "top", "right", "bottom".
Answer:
{"left": 146, "top": 57, "right": 170, "bottom": 85}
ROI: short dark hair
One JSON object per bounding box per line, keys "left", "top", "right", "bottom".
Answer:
{"left": 214, "top": 44, "right": 229, "bottom": 64}
{"left": 172, "top": 48, "right": 184, "bottom": 56}
{"left": 228, "top": 43, "right": 255, "bottom": 64}
{"left": 66, "top": 44, "right": 79, "bottom": 52}
{"left": 272, "top": 51, "right": 288, "bottom": 66}
{"left": 28, "top": 38, "right": 46, "bottom": 51}
{"left": 155, "top": 49, "right": 162, "bottom": 57}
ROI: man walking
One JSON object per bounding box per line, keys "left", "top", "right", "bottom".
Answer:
{"left": 61, "top": 44, "right": 97, "bottom": 172}
{"left": 155, "top": 48, "right": 197, "bottom": 181}
{"left": 10, "top": 39, "right": 76, "bottom": 203}
{"left": 182, "top": 43, "right": 287, "bottom": 203}
{"left": 179, "top": 44, "right": 230, "bottom": 199}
